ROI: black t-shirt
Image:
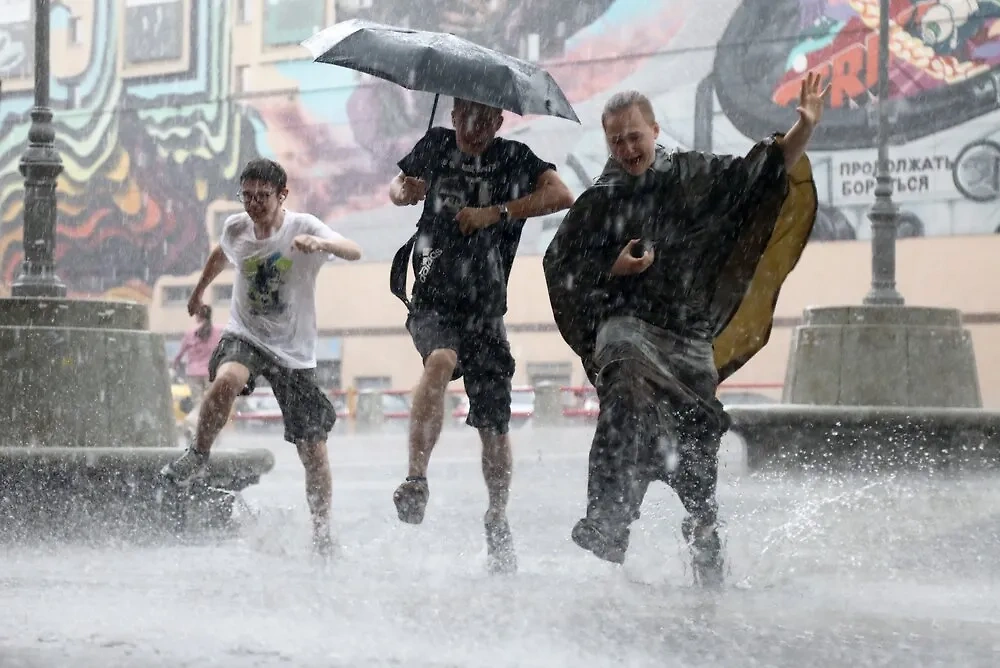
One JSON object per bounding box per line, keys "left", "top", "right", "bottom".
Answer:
{"left": 397, "top": 127, "right": 555, "bottom": 316}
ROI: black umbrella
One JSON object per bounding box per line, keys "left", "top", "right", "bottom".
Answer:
{"left": 301, "top": 19, "right": 580, "bottom": 130}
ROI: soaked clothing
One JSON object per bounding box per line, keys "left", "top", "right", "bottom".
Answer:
{"left": 389, "top": 128, "right": 554, "bottom": 433}
{"left": 406, "top": 311, "right": 515, "bottom": 434}
{"left": 208, "top": 334, "right": 336, "bottom": 445}
{"left": 543, "top": 135, "right": 818, "bottom": 539}
{"left": 391, "top": 127, "right": 555, "bottom": 317}
{"left": 588, "top": 317, "right": 727, "bottom": 528}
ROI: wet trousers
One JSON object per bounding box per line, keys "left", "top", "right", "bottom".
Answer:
{"left": 585, "top": 317, "right": 729, "bottom": 530}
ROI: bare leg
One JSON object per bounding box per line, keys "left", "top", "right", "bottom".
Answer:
{"left": 394, "top": 349, "right": 457, "bottom": 524}
{"left": 406, "top": 349, "right": 457, "bottom": 478}
{"left": 193, "top": 362, "right": 250, "bottom": 454}
{"left": 296, "top": 439, "right": 333, "bottom": 549}
{"left": 479, "top": 430, "right": 512, "bottom": 518}
{"left": 480, "top": 428, "right": 516, "bottom": 574}
{"left": 162, "top": 362, "right": 249, "bottom": 483}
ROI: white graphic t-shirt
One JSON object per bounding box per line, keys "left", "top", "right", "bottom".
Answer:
{"left": 219, "top": 210, "right": 344, "bottom": 369}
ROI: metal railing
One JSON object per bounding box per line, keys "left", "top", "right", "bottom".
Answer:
{"left": 217, "top": 381, "right": 785, "bottom": 432}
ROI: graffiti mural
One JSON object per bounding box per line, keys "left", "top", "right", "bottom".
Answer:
{"left": 4, "top": 0, "right": 1000, "bottom": 302}
{"left": 0, "top": 0, "right": 33, "bottom": 80}
{"left": 0, "top": 0, "right": 257, "bottom": 300}
{"left": 0, "top": 0, "right": 702, "bottom": 298}
{"left": 711, "top": 0, "right": 1000, "bottom": 239}
{"left": 264, "top": 0, "right": 701, "bottom": 260}
{"left": 714, "top": 0, "right": 1000, "bottom": 149}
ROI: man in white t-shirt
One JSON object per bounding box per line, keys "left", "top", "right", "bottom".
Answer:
{"left": 161, "top": 158, "right": 362, "bottom": 556}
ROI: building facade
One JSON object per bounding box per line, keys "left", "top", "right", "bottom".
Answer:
{"left": 3, "top": 0, "right": 1000, "bottom": 401}
{"left": 149, "top": 233, "right": 1000, "bottom": 408}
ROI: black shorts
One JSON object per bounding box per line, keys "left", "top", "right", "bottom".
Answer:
{"left": 208, "top": 334, "right": 336, "bottom": 445}
{"left": 406, "top": 311, "right": 515, "bottom": 434}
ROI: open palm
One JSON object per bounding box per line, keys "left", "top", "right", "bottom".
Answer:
{"left": 797, "top": 71, "right": 831, "bottom": 127}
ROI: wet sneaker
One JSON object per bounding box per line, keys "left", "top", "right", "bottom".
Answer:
{"left": 682, "top": 516, "right": 724, "bottom": 589}
{"left": 161, "top": 447, "right": 209, "bottom": 486}
{"left": 312, "top": 530, "right": 337, "bottom": 561}
{"left": 571, "top": 518, "right": 629, "bottom": 565}
{"left": 484, "top": 512, "right": 517, "bottom": 575}
{"left": 393, "top": 476, "right": 429, "bottom": 524}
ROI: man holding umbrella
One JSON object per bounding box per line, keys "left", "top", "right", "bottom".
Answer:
{"left": 543, "top": 76, "right": 826, "bottom": 587}
{"left": 301, "top": 19, "right": 579, "bottom": 573}
{"left": 388, "top": 98, "right": 574, "bottom": 575}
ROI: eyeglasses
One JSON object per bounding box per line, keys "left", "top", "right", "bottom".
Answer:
{"left": 237, "top": 190, "right": 275, "bottom": 204}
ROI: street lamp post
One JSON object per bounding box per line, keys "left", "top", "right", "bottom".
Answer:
{"left": 863, "top": 0, "right": 904, "bottom": 305}
{"left": 11, "top": 0, "right": 66, "bottom": 298}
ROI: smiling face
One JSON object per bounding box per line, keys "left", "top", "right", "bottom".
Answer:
{"left": 452, "top": 99, "right": 503, "bottom": 155}
{"left": 239, "top": 178, "right": 286, "bottom": 223}
{"left": 603, "top": 103, "right": 660, "bottom": 176}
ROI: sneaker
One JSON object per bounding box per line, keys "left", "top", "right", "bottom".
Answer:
{"left": 161, "top": 447, "right": 209, "bottom": 486}
{"left": 571, "top": 517, "right": 629, "bottom": 565}
{"left": 393, "top": 476, "right": 429, "bottom": 524}
{"left": 484, "top": 512, "right": 517, "bottom": 575}
{"left": 682, "top": 516, "right": 724, "bottom": 589}
{"left": 312, "top": 530, "right": 337, "bottom": 561}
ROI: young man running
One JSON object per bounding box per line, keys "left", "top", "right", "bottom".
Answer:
{"left": 387, "top": 98, "right": 574, "bottom": 574}
{"left": 162, "top": 158, "right": 362, "bottom": 555}
{"left": 544, "top": 79, "right": 826, "bottom": 586}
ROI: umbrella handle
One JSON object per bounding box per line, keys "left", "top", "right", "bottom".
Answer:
{"left": 427, "top": 93, "right": 440, "bottom": 132}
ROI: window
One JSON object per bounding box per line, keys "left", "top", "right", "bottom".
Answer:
{"left": 124, "top": 0, "right": 183, "bottom": 64}
{"left": 238, "top": 0, "right": 252, "bottom": 24}
{"left": 212, "top": 209, "right": 240, "bottom": 240}
{"left": 527, "top": 362, "right": 572, "bottom": 389}
{"left": 315, "top": 361, "right": 341, "bottom": 389}
{"left": 68, "top": 15, "right": 83, "bottom": 45}
{"left": 0, "top": 1, "right": 34, "bottom": 80}
{"left": 262, "top": 0, "right": 326, "bottom": 47}
{"left": 234, "top": 65, "right": 250, "bottom": 94}
{"left": 163, "top": 285, "right": 192, "bottom": 305}
{"left": 337, "top": 0, "right": 373, "bottom": 10}
{"left": 212, "top": 284, "right": 233, "bottom": 303}
{"left": 521, "top": 33, "right": 540, "bottom": 62}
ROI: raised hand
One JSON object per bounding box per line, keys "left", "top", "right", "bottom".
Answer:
{"left": 797, "top": 71, "right": 831, "bottom": 128}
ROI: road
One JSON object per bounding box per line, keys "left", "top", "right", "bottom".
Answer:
{"left": 2, "top": 426, "right": 999, "bottom": 667}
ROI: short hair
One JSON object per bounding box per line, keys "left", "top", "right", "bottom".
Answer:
{"left": 239, "top": 158, "right": 287, "bottom": 191}
{"left": 601, "top": 91, "right": 656, "bottom": 128}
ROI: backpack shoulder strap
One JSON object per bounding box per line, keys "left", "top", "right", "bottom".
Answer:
{"left": 389, "top": 231, "right": 419, "bottom": 311}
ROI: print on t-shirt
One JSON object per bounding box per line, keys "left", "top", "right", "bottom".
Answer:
{"left": 395, "top": 128, "right": 556, "bottom": 316}
{"left": 431, "top": 172, "right": 494, "bottom": 218}
{"left": 433, "top": 175, "right": 467, "bottom": 218}
{"left": 243, "top": 251, "right": 292, "bottom": 316}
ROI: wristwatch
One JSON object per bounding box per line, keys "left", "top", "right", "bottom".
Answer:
{"left": 498, "top": 203, "right": 509, "bottom": 223}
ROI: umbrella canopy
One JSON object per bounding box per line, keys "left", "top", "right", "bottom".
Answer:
{"left": 301, "top": 19, "right": 580, "bottom": 123}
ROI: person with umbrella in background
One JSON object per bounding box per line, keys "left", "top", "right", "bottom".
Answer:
{"left": 301, "top": 19, "right": 580, "bottom": 574}
{"left": 387, "top": 98, "right": 574, "bottom": 575}
{"left": 543, "top": 77, "right": 826, "bottom": 587}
